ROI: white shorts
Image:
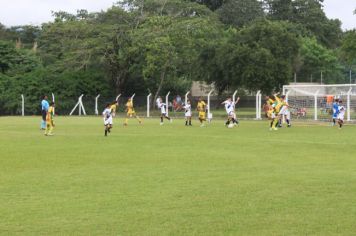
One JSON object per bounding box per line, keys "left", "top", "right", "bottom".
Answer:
{"left": 185, "top": 111, "right": 191, "bottom": 117}
{"left": 337, "top": 114, "right": 344, "bottom": 121}
{"left": 279, "top": 106, "right": 288, "bottom": 116}
{"left": 228, "top": 111, "right": 236, "bottom": 119}
{"left": 104, "top": 117, "right": 113, "bottom": 126}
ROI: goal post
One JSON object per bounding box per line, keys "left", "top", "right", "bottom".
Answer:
{"left": 283, "top": 84, "right": 356, "bottom": 121}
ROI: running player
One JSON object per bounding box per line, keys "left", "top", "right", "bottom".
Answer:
{"left": 44, "top": 102, "right": 55, "bottom": 136}
{"left": 279, "top": 95, "right": 291, "bottom": 127}
{"left": 124, "top": 98, "right": 141, "bottom": 126}
{"left": 337, "top": 100, "right": 345, "bottom": 129}
{"left": 265, "top": 96, "right": 277, "bottom": 131}
{"left": 197, "top": 97, "right": 207, "bottom": 127}
{"left": 332, "top": 98, "right": 339, "bottom": 126}
{"left": 184, "top": 100, "right": 192, "bottom": 126}
{"left": 156, "top": 97, "right": 172, "bottom": 125}
{"left": 222, "top": 97, "right": 240, "bottom": 127}
{"left": 103, "top": 103, "right": 113, "bottom": 136}
{"left": 110, "top": 100, "right": 118, "bottom": 117}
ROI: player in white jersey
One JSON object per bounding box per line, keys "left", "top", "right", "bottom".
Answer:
{"left": 183, "top": 100, "right": 192, "bottom": 126}
{"left": 221, "top": 97, "right": 240, "bottom": 127}
{"left": 156, "top": 97, "right": 172, "bottom": 125}
{"left": 337, "top": 100, "right": 346, "bottom": 129}
{"left": 102, "top": 103, "right": 113, "bottom": 136}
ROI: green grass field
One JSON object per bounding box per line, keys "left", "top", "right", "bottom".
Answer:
{"left": 1, "top": 116, "right": 356, "bottom": 235}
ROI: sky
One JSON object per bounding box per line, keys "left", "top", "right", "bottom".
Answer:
{"left": 0, "top": 0, "right": 355, "bottom": 30}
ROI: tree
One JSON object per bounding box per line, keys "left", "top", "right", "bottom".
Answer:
{"left": 340, "top": 30, "right": 356, "bottom": 69}
{"left": 298, "top": 37, "right": 342, "bottom": 83}
{"left": 216, "top": 0, "right": 264, "bottom": 28}
{"left": 266, "top": 0, "right": 342, "bottom": 48}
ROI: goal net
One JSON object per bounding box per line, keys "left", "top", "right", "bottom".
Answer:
{"left": 283, "top": 84, "right": 356, "bottom": 121}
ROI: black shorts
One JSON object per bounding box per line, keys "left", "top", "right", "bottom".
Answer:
{"left": 42, "top": 110, "right": 46, "bottom": 121}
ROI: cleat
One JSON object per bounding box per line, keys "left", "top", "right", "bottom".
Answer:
{"left": 160, "top": 122, "right": 164, "bottom": 126}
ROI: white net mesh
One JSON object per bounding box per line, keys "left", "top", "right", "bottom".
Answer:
{"left": 283, "top": 84, "right": 356, "bottom": 121}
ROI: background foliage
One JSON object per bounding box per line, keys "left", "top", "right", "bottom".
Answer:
{"left": 0, "top": 0, "right": 355, "bottom": 114}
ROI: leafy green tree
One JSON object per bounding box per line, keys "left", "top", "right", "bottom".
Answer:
{"left": 216, "top": 0, "right": 264, "bottom": 28}
{"left": 266, "top": 0, "right": 342, "bottom": 48}
{"left": 340, "top": 30, "right": 356, "bottom": 70}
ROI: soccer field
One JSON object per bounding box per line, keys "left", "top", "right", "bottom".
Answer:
{"left": 1, "top": 117, "right": 356, "bottom": 235}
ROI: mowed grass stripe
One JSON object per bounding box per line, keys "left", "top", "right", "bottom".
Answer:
{"left": 0, "top": 117, "right": 356, "bottom": 235}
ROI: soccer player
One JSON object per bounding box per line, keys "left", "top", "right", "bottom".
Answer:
{"left": 279, "top": 95, "right": 291, "bottom": 127}
{"left": 197, "top": 97, "right": 207, "bottom": 127}
{"left": 184, "top": 100, "right": 192, "bottom": 126}
{"left": 273, "top": 93, "right": 283, "bottom": 129}
{"left": 332, "top": 98, "right": 339, "bottom": 126}
{"left": 337, "top": 100, "right": 346, "bottom": 129}
{"left": 265, "top": 96, "right": 277, "bottom": 131}
{"left": 110, "top": 100, "right": 118, "bottom": 117}
{"left": 156, "top": 97, "right": 171, "bottom": 125}
{"left": 44, "top": 102, "right": 55, "bottom": 136}
{"left": 124, "top": 98, "right": 141, "bottom": 126}
{"left": 40, "top": 95, "right": 49, "bottom": 130}
{"left": 222, "top": 97, "right": 240, "bottom": 127}
{"left": 103, "top": 103, "right": 113, "bottom": 136}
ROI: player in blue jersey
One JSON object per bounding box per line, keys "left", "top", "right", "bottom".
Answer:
{"left": 332, "top": 98, "right": 339, "bottom": 126}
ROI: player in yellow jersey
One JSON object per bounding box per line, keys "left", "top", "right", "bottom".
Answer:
{"left": 271, "top": 93, "right": 283, "bottom": 130}
{"left": 45, "top": 102, "right": 55, "bottom": 136}
{"left": 197, "top": 97, "right": 207, "bottom": 127}
{"left": 110, "top": 100, "right": 118, "bottom": 117}
{"left": 124, "top": 98, "right": 141, "bottom": 126}
{"left": 264, "top": 96, "right": 276, "bottom": 130}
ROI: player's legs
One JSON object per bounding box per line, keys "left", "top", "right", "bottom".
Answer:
{"left": 41, "top": 110, "right": 46, "bottom": 130}
{"left": 45, "top": 123, "right": 53, "bottom": 136}
{"left": 338, "top": 119, "right": 344, "bottom": 128}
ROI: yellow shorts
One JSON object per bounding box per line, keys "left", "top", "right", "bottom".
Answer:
{"left": 199, "top": 112, "right": 206, "bottom": 120}
{"left": 127, "top": 110, "right": 135, "bottom": 117}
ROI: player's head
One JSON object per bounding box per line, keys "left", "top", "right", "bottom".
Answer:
{"left": 43, "top": 95, "right": 48, "bottom": 100}
{"left": 187, "top": 100, "right": 191, "bottom": 104}
{"left": 199, "top": 97, "right": 203, "bottom": 102}
{"left": 112, "top": 100, "right": 118, "bottom": 105}
{"left": 106, "top": 103, "right": 111, "bottom": 108}
{"left": 227, "top": 97, "right": 232, "bottom": 101}
{"left": 269, "top": 95, "right": 274, "bottom": 100}
{"left": 339, "top": 100, "right": 342, "bottom": 104}
{"left": 281, "top": 95, "right": 286, "bottom": 100}
{"left": 334, "top": 98, "right": 339, "bottom": 103}
{"left": 50, "top": 102, "right": 55, "bottom": 107}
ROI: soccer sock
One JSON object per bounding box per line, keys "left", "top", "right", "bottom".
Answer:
{"left": 165, "top": 116, "right": 170, "bottom": 120}
{"left": 226, "top": 120, "right": 230, "bottom": 125}
{"left": 274, "top": 119, "right": 279, "bottom": 128}
{"left": 161, "top": 117, "right": 163, "bottom": 122}
{"left": 49, "top": 126, "right": 53, "bottom": 134}
{"left": 333, "top": 119, "right": 336, "bottom": 125}
{"left": 125, "top": 118, "right": 128, "bottom": 125}
{"left": 232, "top": 118, "right": 237, "bottom": 124}
{"left": 270, "top": 120, "right": 274, "bottom": 128}
{"left": 185, "top": 120, "right": 188, "bottom": 125}
{"left": 278, "top": 119, "right": 282, "bottom": 126}
{"left": 189, "top": 119, "right": 192, "bottom": 125}
{"left": 286, "top": 119, "right": 290, "bottom": 125}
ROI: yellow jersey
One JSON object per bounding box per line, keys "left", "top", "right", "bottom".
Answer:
{"left": 46, "top": 106, "right": 54, "bottom": 122}
{"left": 110, "top": 104, "right": 117, "bottom": 113}
{"left": 274, "top": 96, "right": 283, "bottom": 113}
{"left": 197, "top": 101, "right": 206, "bottom": 112}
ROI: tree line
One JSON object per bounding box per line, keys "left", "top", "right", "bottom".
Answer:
{"left": 0, "top": 0, "right": 355, "bottom": 114}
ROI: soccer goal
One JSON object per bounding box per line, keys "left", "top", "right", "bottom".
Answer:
{"left": 283, "top": 84, "right": 356, "bottom": 121}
